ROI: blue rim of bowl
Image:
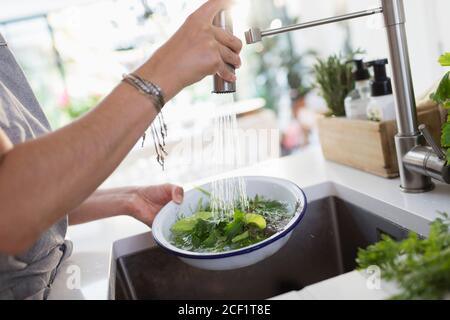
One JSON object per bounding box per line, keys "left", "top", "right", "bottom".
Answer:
{"left": 152, "top": 177, "right": 308, "bottom": 260}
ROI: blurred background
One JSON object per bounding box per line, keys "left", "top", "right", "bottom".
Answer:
{"left": 1, "top": 0, "right": 449, "bottom": 186}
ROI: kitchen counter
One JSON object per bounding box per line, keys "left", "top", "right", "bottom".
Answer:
{"left": 270, "top": 270, "right": 400, "bottom": 300}
{"left": 48, "top": 146, "right": 450, "bottom": 300}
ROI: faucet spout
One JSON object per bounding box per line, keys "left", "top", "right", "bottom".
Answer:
{"left": 245, "top": 7, "right": 383, "bottom": 45}
{"left": 381, "top": 0, "right": 436, "bottom": 192}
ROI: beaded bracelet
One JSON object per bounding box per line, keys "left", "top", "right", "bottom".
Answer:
{"left": 123, "top": 73, "right": 165, "bottom": 110}
{"left": 122, "top": 73, "right": 168, "bottom": 170}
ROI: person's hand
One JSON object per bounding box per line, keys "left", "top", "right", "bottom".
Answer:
{"left": 125, "top": 184, "right": 184, "bottom": 226}
{"left": 136, "top": 0, "right": 242, "bottom": 101}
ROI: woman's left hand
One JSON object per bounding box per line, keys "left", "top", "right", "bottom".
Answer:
{"left": 127, "top": 184, "right": 184, "bottom": 226}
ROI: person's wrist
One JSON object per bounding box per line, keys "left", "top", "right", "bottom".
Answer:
{"left": 136, "top": 55, "right": 179, "bottom": 102}
{"left": 116, "top": 187, "right": 140, "bottom": 218}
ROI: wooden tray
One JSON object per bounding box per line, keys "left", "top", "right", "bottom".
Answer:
{"left": 317, "top": 104, "right": 442, "bottom": 178}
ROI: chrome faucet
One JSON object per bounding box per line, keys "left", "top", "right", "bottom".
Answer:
{"left": 245, "top": 0, "right": 449, "bottom": 193}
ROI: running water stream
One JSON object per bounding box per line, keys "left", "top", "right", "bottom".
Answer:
{"left": 210, "top": 96, "right": 248, "bottom": 221}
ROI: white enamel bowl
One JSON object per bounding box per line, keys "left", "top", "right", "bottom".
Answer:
{"left": 152, "top": 176, "right": 307, "bottom": 271}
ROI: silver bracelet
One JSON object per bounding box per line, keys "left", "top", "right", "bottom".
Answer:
{"left": 122, "top": 73, "right": 168, "bottom": 170}
{"left": 122, "top": 73, "right": 165, "bottom": 111}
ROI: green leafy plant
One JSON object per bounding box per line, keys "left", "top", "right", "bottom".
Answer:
{"left": 431, "top": 52, "right": 450, "bottom": 164}
{"left": 170, "top": 195, "right": 293, "bottom": 253}
{"left": 357, "top": 213, "right": 450, "bottom": 300}
{"left": 313, "top": 52, "right": 358, "bottom": 117}
{"left": 249, "top": 37, "right": 315, "bottom": 111}
{"left": 284, "top": 50, "right": 317, "bottom": 101}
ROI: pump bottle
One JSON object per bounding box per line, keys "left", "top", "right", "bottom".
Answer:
{"left": 366, "top": 59, "right": 396, "bottom": 122}
{"left": 344, "top": 59, "right": 372, "bottom": 120}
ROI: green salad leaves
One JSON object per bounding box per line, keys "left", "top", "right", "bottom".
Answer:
{"left": 357, "top": 213, "right": 450, "bottom": 300}
{"left": 431, "top": 52, "right": 450, "bottom": 164}
{"left": 170, "top": 194, "right": 293, "bottom": 253}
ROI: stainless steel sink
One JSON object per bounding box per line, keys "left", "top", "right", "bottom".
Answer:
{"left": 113, "top": 196, "right": 412, "bottom": 300}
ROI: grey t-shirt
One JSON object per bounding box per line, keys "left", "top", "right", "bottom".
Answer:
{"left": 0, "top": 33, "right": 72, "bottom": 300}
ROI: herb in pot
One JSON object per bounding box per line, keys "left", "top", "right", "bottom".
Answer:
{"left": 313, "top": 51, "right": 361, "bottom": 117}
{"left": 431, "top": 52, "right": 450, "bottom": 164}
{"left": 356, "top": 213, "right": 450, "bottom": 300}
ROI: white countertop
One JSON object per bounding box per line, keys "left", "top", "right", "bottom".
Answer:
{"left": 48, "top": 146, "right": 450, "bottom": 300}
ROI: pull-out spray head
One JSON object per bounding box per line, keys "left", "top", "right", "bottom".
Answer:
{"left": 213, "top": 10, "right": 236, "bottom": 94}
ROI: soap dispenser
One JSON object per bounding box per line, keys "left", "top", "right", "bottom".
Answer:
{"left": 366, "top": 59, "right": 396, "bottom": 122}
{"left": 344, "top": 59, "right": 372, "bottom": 120}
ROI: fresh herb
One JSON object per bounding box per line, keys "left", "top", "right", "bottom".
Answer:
{"left": 170, "top": 195, "right": 293, "bottom": 253}
{"left": 356, "top": 213, "right": 450, "bottom": 300}
{"left": 431, "top": 52, "right": 450, "bottom": 164}
{"left": 313, "top": 50, "right": 362, "bottom": 117}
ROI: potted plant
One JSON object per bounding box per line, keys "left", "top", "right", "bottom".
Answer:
{"left": 284, "top": 50, "right": 317, "bottom": 108}
{"left": 279, "top": 49, "right": 317, "bottom": 155}
{"left": 313, "top": 52, "right": 356, "bottom": 117}
{"left": 431, "top": 52, "right": 450, "bottom": 164}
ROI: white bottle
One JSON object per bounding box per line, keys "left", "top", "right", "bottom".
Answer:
{"left": 366, "top": 59, "right": 396, "bottom": 122}
{"left": 345, "top": 60, "right": 372, "bottom": 120}
{"left": 367, "top": 95, "right": 396, "bottom": 122}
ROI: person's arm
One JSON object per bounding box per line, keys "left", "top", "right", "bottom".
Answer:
{"left": 0, "top": 0, "right": 242, "bottom": 255}
{"left": 68, "top": 184, "right": 184, "bottom": 226}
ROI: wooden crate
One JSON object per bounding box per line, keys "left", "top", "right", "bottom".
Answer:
{"left": 317, "top": 104, "right": 442, "bottom": 178}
